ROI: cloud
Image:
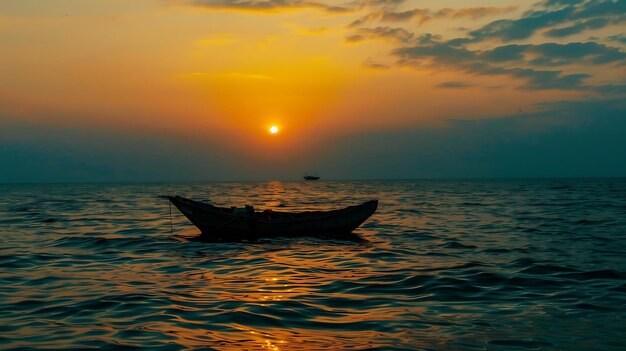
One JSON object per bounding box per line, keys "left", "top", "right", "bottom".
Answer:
{"left": 189, "top": 0, "right": 411, "bottom": 14}
{"left": 370, "top": 1, "right": 626, "bottom": 92}
{"left": 394, "top": 40, "right": 474, "bottom": 64}
{"left": 467, "top": 9, "right": 573, "bottom": 42}
{"left": 436, "top": 81, "right": 473, "bottom": 89}
{"left": 545, "top": 17, "right": 610, "bottom": 37}
{"left": 481, "top": 42, "right": 626, "bottom": 66}
{"left": 593, "top": 82, "right": 626, "bottom": 94}
{"left": 433, "top": 6, "right": 518, "bottom": 20}
{"left": 467, "top": 0, "right": 626, "bottom": 42}
{"left": 349, "top": 6, "right": 516, "bottom": 27}
{"left": 392, "top": 38, "right": 625, "bottom": 90}
{"left": 350, "top": 0, "right": 407, "bottom": 8}
{"left": 608, "top": 33, "right": 626, "bottom": 44}
{"left": 349, "top": 9, "right": 429, "bottom": 27}
{"left": 346, "top": 26, "right": 414, "bottom": 43}
{"left": 362, "top": 58, "right": 390, "bottom": 69}
{"left": 190, "top": 0, "right": 351, "bottom": 13}
{"left": 542, "top": 0, "right": 587, "bottom": 8}
{"left": 181, "top": 1, "right": 626, "bottom": 106}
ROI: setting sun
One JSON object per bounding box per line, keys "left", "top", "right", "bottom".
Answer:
{"left": 269, "top": 126, "right": 279, "bottom": 134}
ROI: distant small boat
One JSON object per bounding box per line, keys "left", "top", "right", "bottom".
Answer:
{"left": 304, "top": 175, "right": 320, "bottom": 180}
{"left": 166, "top": 196, "right": 377, "bottom": 241}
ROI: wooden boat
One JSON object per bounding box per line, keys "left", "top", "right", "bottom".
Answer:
{"left": 167, "top": 196, "right": 377, "bottom": 241}
{"left": 304, "top": 175, "right": 320, "bottom": 180}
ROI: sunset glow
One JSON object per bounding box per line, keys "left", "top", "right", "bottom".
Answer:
{"left": 1, "top": 2, "right": 625, "bottom": 349}
{"left": 1, "top": 0, "right": 625, "bottom": 181}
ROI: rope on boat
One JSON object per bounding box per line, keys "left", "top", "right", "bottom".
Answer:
{"left": 169, "top": 200, "right": 173, "bottom": 236}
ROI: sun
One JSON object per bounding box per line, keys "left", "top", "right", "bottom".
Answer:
{"left": 269, "top": 126, "right": 279, "bottom": 134}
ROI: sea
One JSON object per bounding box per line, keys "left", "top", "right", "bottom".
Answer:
{"left": 1, "top": 179, "right": 625, "bottom": 350}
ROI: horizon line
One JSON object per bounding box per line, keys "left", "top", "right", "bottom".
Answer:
{"left": 1, "top": 175, "right": 625, "bottom": 185}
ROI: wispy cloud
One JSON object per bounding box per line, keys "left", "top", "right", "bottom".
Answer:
{"left": 481, "top": 42, "right": 626, "bottom": 66}
{"left": 436, "top": 81, "right": 473, "bottom": 89}
{"left": 608, "top": 33, "right": 626, "bottom": 44}
{"left": 435, "top": 6, "right": 518, "bottom": 20}
{"left": 349, "top": 9, "right": 429, "bottom": 27}
{"left": 349, "top": 6, "right": 517, "bottom": 27}
{"left": 190, "top": 0, "right": 351, "bottom": 13}
{"left": 545, "top": 17, "right": 611, "bottom": 37}
{"left": 346, "top": 26, "right": 414, "bottom": 43}
{"left": 362, "top": 58, "right": 390, "bottom": 70}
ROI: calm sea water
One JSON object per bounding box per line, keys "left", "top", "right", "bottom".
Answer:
{"left": 1, "top": 179, "right": 625, "bottom": 350}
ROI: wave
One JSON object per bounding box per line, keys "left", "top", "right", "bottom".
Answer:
{"left": 2, "top": 179, "right": 626, "bottom": 350}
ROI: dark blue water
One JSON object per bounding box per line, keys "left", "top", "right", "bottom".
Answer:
{"left": 1, "top": 179, "right": 625, "bottom": 350}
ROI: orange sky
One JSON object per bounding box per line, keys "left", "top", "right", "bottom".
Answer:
{"left": 1, "top": 0, "right": 625, "bottom": 180}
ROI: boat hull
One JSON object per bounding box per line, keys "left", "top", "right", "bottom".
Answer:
{"left": 167, "top": 196, "right": 377, "bottom": 241}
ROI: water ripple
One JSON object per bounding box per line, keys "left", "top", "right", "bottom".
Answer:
{"left": 1, "top": 179, "right": 625, "bottom": 350}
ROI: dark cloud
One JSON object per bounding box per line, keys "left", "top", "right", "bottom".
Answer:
{"left": 392, "top": 38, "right": 625, "bottom": 90}
{"left": 436, "top": 81, "right": 473, "bottom": 89}
{"left": 593, "top": 82, "right": 626, "bottom": 94}
{"left": 381, "top": 1, "right": 626, "bottom": 92}
{"left": 349, "top": 6, "right": 516, "bottom": 27}
{"left": 574, "top": 0, "right": 626, "bottom": 19}
{"left": 542, "top": 0, "right": 587, "bottom": 8}
{"left": 480, "top": 44, "right": 527, "bottom": 62}
{"left": 467, "top": 62, "right": 591, "bottom": 90}
{"left": 608, "top": 33, "right": 626, "bottom": 44}
{"left": 393, "top": 41, "right": 475, "bottom": 64}
{"left": 346, "top": 26, "right": 414, "bottom": 43}
{"left": 467, "top": 0, "right": 626, "bottom": 42}
{"left": 468, "top": 8, "right": 574, "bottom": 42}
{"left": 481, "top": 42, "right": 626, "bottom": 66}
{"left": 545, "top": 17, "right": 610, "bottom": 37}
{"left": 507, "top": 69, "right": 590, "bottom": 90}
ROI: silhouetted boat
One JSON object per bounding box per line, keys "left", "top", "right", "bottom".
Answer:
{"left": 304, "top": 175, "right": 320, "bottom": 180}
{"left": 166, "top": 196, "right": 377, "bottom": 241}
